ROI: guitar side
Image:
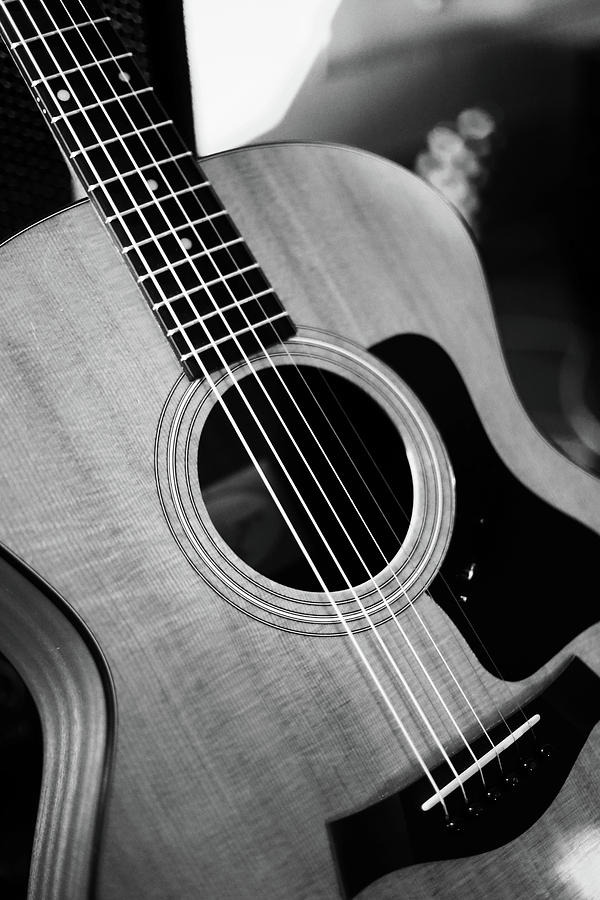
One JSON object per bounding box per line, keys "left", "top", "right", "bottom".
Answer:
{"left": 1, "top": 142, "right": 599, "bottom": 899}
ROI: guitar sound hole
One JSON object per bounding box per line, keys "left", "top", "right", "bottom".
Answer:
{"left": 198, "top": 364, "right": 413, "bottom": 592}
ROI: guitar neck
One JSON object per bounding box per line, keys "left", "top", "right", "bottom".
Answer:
{"left": 0, "top": 0, "right": 295, "bottom": 377}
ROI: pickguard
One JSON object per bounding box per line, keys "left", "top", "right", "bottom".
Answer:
{"left": 372, "top": 334, "right": 600, "bottom": 680}
{"left": 328, "top": 657, "right": 600, "bottom": 899}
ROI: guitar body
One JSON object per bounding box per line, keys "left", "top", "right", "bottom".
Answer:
{"left": 1, "top": 142, "right": 599, "bottom": 899}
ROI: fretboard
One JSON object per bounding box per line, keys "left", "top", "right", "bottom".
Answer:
{"left": 0, "top": 0, "right": 296, "bottom": 378}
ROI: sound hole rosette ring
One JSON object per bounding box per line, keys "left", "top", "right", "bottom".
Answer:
{"left": 154, "top": 329, "right": 455, "bottom": 635}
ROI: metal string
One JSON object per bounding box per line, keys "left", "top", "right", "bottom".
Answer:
{"left": 309, "top": 358, "right": 532, "bottom": 737}
{"left": 74, "top": 26, "right": 509, "bottom": 765}
{"left": 2, "top": 0, "right": 454, "bottom": 813}
{"left": 4, "top": 0, "right": 537, "bottom": 807}
{"left": 26, "top": 0, "right": 515, "bottom": 800}
{"left": 59, "top": 0, "right": 490, "bottom": 789}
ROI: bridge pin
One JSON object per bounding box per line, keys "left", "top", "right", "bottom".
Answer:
{"left": 466, "top": 804, "right": 483, "bottom": 818}
{"left": 521, "top": 756, "right": 538, "bottom": 775}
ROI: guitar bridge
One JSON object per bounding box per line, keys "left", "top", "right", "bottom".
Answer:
{"left": 421, "top": 713, "right": 540, "bottom": 811}
{"left": 327, "top": 658, "right": 600, "bottom": 899}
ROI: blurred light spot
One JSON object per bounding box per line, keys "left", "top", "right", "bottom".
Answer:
{"left": 415, "top": 107, "right": 497, "bottom": 230}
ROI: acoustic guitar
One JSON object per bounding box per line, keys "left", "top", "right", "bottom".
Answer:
{"left": 1, "top": 2, "right": 599, "bottom": 898}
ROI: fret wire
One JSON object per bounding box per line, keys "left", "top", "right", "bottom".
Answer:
{"left": 124, "top": 236, "right": 247, "bottom": 274}
{"left": 31, "top": 5, "right": 221, "bottom": 287}
{"left": 141, "top": 265, "right": 267, "bottom": 312}
{"left": 72, "top": 119, "right": 172, "bottom": 155}
{"left": 138, "top": 256, "right": 258, "bottom": 285}
{"left": 28, "top": 10, "right": 209, "bottom": 288}
{"left": 122, "top": 228, "right": 242, "bottom": 253}
{"left": 3, "top": 0, "right": 292, "bottom": 372}
{"left": 149, "top": 281, "right": 206, "bottom": 310}
{"left": 87, "top": 151, "right": 192, "bottom": 189}
{"left": 104, "top": 196, "right": 218, "bottom": 223}
{"left": 1, "top": 0, "right": 110, "bottom": 38}
{"left": 46, "top": 3, "right": 279, "bottom": 354}
{"left": 9, "top": 15, "right": 109, "bottom": 47}
{"left": 180, "top": 314, "right": 289, "bottom": 359}
{"left": 58, "top": 71, "right": 268, "bottom": 356}
{"left": 2, "top": 4, "right": 217, "bottom": 336}
{"left": 143, "top": 268, "right": 260, "bottom": 309}
{"left": 50, "top": 86, "right": 153, "bottom": 121}
{"left": 149, "top": 277, "right": 275, "bottom": 314}
{"left": 3, "top": 5, "right": 182, "bottom": 233}
{"left": 9, "top": 10, "right": 166, "bottom": 254}
{"left": 47, "top": 9, "right": 230, "bottom": 285}
{"left": 162, "top": 289, "right": 276, "bottom": 327}
{"left": 31, "top": 50, "right": 132, "bottom": 84}
{"left": 0, "top": 0, "right": 202, "bottom": 347}
{"left": 10, "top": 4, "right": 152, "bottom": 218}
{"left": 39, "top": 64, "right": 151, "bottom": 116}
{"left": 167, "top": 296, "right": 279, "bottom": 336}
{"left": 40, "top": 43, "right": 218, "bottom": 313}
{"left": 32, "top": 8, "right": 286, "bottom": 378}
{"left": 1, "top": 5, "right": 123, "bottom": 196}
{"left": 166, "top": 293, "right": 279, "bottom": 334}
{"left": 6, "top": 3, "right": 198, "bottom": 317}
{"left": 52, "top": 6, "right": 279, "bottom": 344}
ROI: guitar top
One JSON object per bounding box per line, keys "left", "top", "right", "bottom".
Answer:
{"left": 0, "top": 2, "right": 599, "bottom": 898}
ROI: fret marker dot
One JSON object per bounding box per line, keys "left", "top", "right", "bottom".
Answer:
{"left": 57, "top": 89, "right": 71, "bottom": 102}
{"left": 118, "top": 71, "right": 131, "bottom": 82}
{"left": 181, "top": 237, "right": 193, "bottom": 250}
{"left": 146, "top": 178, "right": 159, "bottom": 192}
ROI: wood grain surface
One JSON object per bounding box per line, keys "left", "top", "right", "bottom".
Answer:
{"left": 0, "top": 143, "right": 599, "bottom": 899}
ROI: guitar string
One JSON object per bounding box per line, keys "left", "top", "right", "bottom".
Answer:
{"left": 85, "top": 0, "right": 537, "bottom": 776}
{"left": 50, "top": 0, "right": 515, "bottom": 790}
{"left": 11, "top": 0, "right": 529, "bottom": 804}
{"left": 301, "top": 367, "right": 526, "bottom": 739}
{"left": 279, "top": 357, "right": 516, "bottom": 748}
{"left": 99, "top": 0, "right": 530, "bottom": 764}
{"left": 66, "top": 0, "right": 510, "bottom": 778}
{"left": 5, "top": 0, "right": 496, "bottom": 804}
{"left": 36, "top": 6, "right": 470, "bottom": 786}
{"left": 87, "top": 33, "right": 517, "bottom": 763}
{"left": 58, "top": 0, "right": 500, "bottom": 786}
{"left": 15, "top": 0, "right": 536, "bottom": 816}
{"left": 3, "top": 0, "right": 456, "bottom": 813}
{"left": 323, "top": 373, "right": 531, "bottom": 723}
